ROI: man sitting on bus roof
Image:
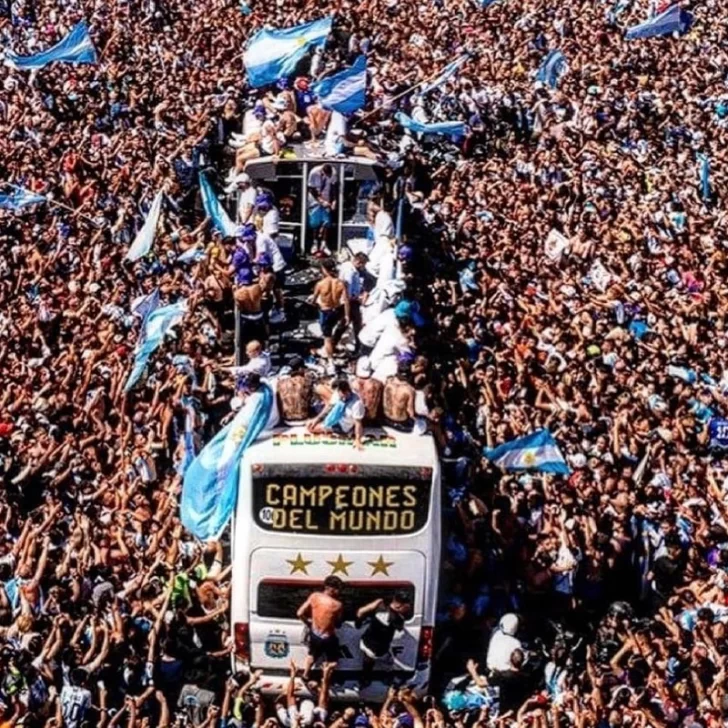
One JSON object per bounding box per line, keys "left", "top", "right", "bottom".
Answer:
{"left": 306, "top": 379, "right": 365, "bottom": 450}
{"left": 277, "top": 355, "right": 315, "bottom": 424}
{"left": 296, "top": 576, "right": 344, "bottom": 680}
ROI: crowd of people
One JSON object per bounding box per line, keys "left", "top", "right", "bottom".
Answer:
{"left": 2, "top": 0, "right": 728, "bottom": 724}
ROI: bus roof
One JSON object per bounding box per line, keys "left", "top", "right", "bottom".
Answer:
{"left": 241, "top": 426, "right": 438, "bottom": 469}
{"left": 244, "top": 151, "right": 381, "bottom": 181}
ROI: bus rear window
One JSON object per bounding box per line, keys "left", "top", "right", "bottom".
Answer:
{"left": 256, "top": 580, "right": 415, "bottom": 621}
{"left": 251, "top": 476, "right": 430, "bottom": 535}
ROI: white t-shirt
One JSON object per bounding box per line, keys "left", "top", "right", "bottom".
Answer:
{"left": 359, "top": 308, "right": 397, "bottom": 349}
{"left": 374, "top": 209, "right": 394, "bottom": 238}
{"left": 330, "top": 392, "right": 365, "bottom": 433}
{"left": 60, "top": 685, "right": 92, "bottom": 728}
{"left": 367, "top": 236, "right": 393, "bottom": 276}
{"left": 486, "top": 630, "right": 522, "bottom": 673}
{"left": 339, "top": 261, "right": 364, "bottom": 299}
{"left": 255, "top": 233, "right": 286, "bottom": 272}
{"left": 261, "top": 207, "right": 280, "bottom": 236}
{"left": 369, "top": 320, "right": 409, "bottom": 371}
{"left": 237, "top": 186, "right": 258, "bottom": 222}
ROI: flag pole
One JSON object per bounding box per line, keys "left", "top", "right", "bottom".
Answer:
{"left": 2, "top": 183, "right": 101, "bottom": 227}
{"left": 353, "top": 57, "right": 468, "bottom": 126}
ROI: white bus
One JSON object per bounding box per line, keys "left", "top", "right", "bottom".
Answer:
{"left": 231, "top": 426, "right": 441, "bottom": 701}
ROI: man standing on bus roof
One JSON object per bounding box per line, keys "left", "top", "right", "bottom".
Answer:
{"left": 355, "top": 592, "right": 412, "bottom": 683}
{"left": 307, "top": 163, "right": 337, "bottom": 258}
{"left": 296, "top": 575, "right": 344, "bottom": 679}
{"left": 309, "top": 258, "right": 350, "bottom": 369}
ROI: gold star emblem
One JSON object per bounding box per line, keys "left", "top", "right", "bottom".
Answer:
{"left": 287, "top": 553, "right": 312, "bottom": 575}
{"left": 368, "top": 555, "right": 394, "bottom": 577}
{"left": 327, "top": 554, "right": 353, "bottom": 576}
{"left": 522, "top": 451, "right": 536, "bottom": 467}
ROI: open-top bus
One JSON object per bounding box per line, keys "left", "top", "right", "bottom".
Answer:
{"left": 230, "top": 426, "right": 441, "bottom": 702}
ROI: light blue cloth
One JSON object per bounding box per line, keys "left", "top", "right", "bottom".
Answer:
{"left": 125, "top": 190, "right": 164, "bottom": 262}
{"left": 243, "top": 16, "right": 332, "bottom": 88}
{"left": 124, "top": 300, "right": 187, "bottom": 392}
{"left": 625, "top": 4, "right": 692, "bottom": 39}
{"left": 130, "top": 288, "right": 161, "bottom": 342}
{"left": 0, "top": 186, "right": 45, "bottom": 210}
{"left": 699, "top": 154, "right": 710, "bottom": 201}
{"left": 6, "top": 21, "right": 97, "bottom": 70}
{"left": 536, "top": 49, "right": 567, "bottom": 89}
{"left": 394, "top": 112, "right": 465, "bottom": 138}
{"left": 323, "top": 398, "right": 347, "bottom": 429}
{"left": 177, "top": 247, "right": 206, "bottom": 264}
{"left": 421, "top": 54, "right": 469, "bottom": 94}
{"left": 199, "top": 172, "right": 237, "bottom": 238}
{"left": 181, "top": 384, "right": 274, "bottom": 540}
{"left": 312, "top": 55, "right": 367, "bottom": 114}
{"left": 483, "top": 429, "right": 571, "bottom": 475}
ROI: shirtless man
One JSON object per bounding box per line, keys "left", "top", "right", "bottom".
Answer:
{"left": 351, "top": 356, "right": 383, "bottom": 422}
{"left": 309, "top": 259, "right": 350, "bottom": 364}
{"left": 382, "top": 364, "right": 416, "bottom": 431}
{"left": 277, "top": 355, "right": 314, "bottom": 423}
{"left": 296, "top": 575, "right": 344, "bottom": 679}
{"left": 234, "top": 268, "right": 265, "bottom": 346}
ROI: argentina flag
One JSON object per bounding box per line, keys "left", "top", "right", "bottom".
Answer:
{"left": 199, "top": 172, "right": 238, "bottom": 238}
{"left": 421, "top": 54, "right": 469, "bottom": 94}
{"left": 483, "top": 429, "right": 570, "bottom": 475}
{"left": 395, "top": 112, "right": 466, "bottom": 139}
{"left": 181, "top": 383, "right": 276, "bottom": 541}
{"left": 0, "top": 186, "right": 45, "bottom": 210}
{"left": 699, "top": 153, "right": 710, "bottom": 201}
{"left": 625, "top": 4, "right": 692, "bottom": 39}
{"left": 125, "top": 190, "right": 164, "bottom": 262}
{"left": 312, "top": 55, "right": 367, "bottom": 114}
{"left": 124, "top": 300, "right": 187, "bottom": 392}
{"left": 536, "top": 49, "right": 567, "bottom": 89}
{"left": 243, "top": 16, "right": 332, "bottom": 89}
{"left": 5, "top": 21, "right": 97, "bottom": 70}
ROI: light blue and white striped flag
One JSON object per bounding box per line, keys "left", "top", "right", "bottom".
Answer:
{"left": 421, "top": 54, "right": 469, "bottom": 94}
{"left": 483, "top": 429, "right": 571, "bottom": 475}
{"left": 181, "top": 383, "right": 275, "bottom": 540}
{"left": 199, "top": 172, "right": 238, "bottom": 238}
{"left": 312, "top": 55, "right": 367, "bottom": 114}
{"left": 536, "top": 49, "right": 567, "bottom": 89}
{"left": 125, "top": 190, "right": 164, "bottom": 262}
{"left": 124, "top": 300, "right": 187, "bottom": 392}
{"left": 395, "top": 112, "right": 465, "bottom": 138}
{"left": 0, "top": 186, "right": 45, "bottom": 210}
{"left": 5, "top": 21, "right": 97, "bottom": 70}
{"left": 243, "top": 16, "right": 332, "bottom": 89}
{"left": 625, "top": 4, "right": 692, "bottom": 39}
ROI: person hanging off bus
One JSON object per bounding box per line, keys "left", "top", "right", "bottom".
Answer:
{"left": 307, "top": 379, "right": 365, "bottom": 450}
{"left": 296, "top": 575, "right": 344, "bottom": 680}
{"left": 275, "top": 660, "right": 335, "bottom": 728}
{"left": 355, "top": 592, "right": 412, "bottom": 684}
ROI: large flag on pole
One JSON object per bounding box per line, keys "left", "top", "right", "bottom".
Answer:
{"left": 395, "top": 112, "right": 465, "bottom": 138}
{"left": 421, "top": 54, "right": 469, "bottom": 94}
{"left": 625, "top": 4, "right": 692, "bottom": 39}
{"left": 311, "top": 55, "right": 367, "bottom": 114}
{"left": 199, "top": 172, "right": 238, "bottom": 238}
{"left": 536, "top": 50, "right": 567, "bottom": 89}
{"left": 0, "top": 186, "right": 45, "bottom": 210}
{"left": 5, "top": 21, "right": 97, "bottom": 70}
{"left": 483, "top": 430, "right": 571, "bottom": 475}
{"left": 243, "top": 16, "right": 332, "bottom": 88}
{"left": 124, "top": 300, "right": 187, "bottom": 392}
{"left": 125, "top": 190, "right": 164, "bottom": 262}
{"left": 181, "top": 383, "right": 276, "bottom": 540}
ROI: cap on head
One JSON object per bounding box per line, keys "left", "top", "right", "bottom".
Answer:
{"left": 257, "top": 252, "right": 272, "bottom": 268}
{"left": 240, "top": 222, "right": 257, "bottom": 241}
{"left": 237, "top": 267, "right": 254, "bottom": 286}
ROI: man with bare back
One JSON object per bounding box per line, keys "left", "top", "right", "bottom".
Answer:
{"left": 296, "top": 575, "right": 344, "bottom": 679}
{"left": 382, "top": 363, "right": 416, "bottom": 431}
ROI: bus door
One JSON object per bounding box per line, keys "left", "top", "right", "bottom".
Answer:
{"left": 248, "top": 547, "right": 425, "bottom": 675}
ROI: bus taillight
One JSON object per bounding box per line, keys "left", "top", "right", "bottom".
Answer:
{"left": 234, "top": 622, "right": 250, "bottom": 661}
{"left": 417, "top": 626, "right": 434, "bottom": 663}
